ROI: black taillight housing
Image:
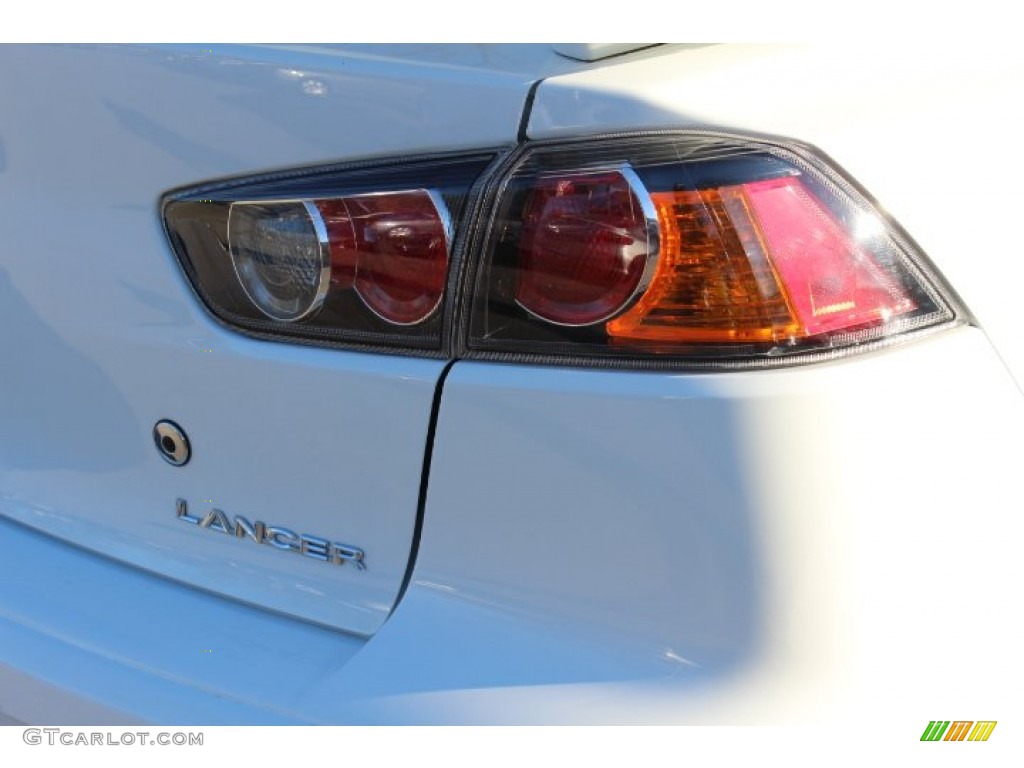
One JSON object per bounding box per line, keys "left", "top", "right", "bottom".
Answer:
{"left": 464, "top": 134, "right": 959, "bottom": 367}
{"left": 163, "top": 153, "right": 495, "bottom": 353}
{"left": 163, "top": 134, "right": 963, "bottom": 368}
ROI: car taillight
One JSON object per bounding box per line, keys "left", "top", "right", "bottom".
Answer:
{"left": 514, "top": 168, "right": 658, "bottom": 327}
{"left": 606, "top": 176, "right": 917, "bottom": 343}
{"left": 227, "top": 200, "right": 332, "bottom": 322}
{"left": 163, "top": 135, "right": 961, "bottom": 367}
{"left": 467, "top": 135, "right": 957, "bottom": 366}
{"left": 163, "top": 154, "right": 492, "bottom": 352}
{"left": 345, "top": 190, "right": 452, "bottom": 326}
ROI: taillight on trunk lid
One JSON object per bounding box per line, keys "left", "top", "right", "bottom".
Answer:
{"left": 164, "top": 154, "right": 492, "bottom": 352}
{"left": 467, "top": 135, "right": 957, "bottom": 366}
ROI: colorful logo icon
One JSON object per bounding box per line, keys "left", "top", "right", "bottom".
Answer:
{"left": 920, "top": 721, "right": 997, "bottom": 741}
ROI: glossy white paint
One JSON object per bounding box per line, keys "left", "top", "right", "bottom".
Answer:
{"left": 0, "top": 517, "right": 361, "bottom": 724}
{"left": 412, "top": 327, "right": 1023, "bottom": 722}
{"left": 0, "top": 43, "right": 544, "bottom": 634}
{"left": 2, "top": 328, "right": 1020, "bottom": 723}
{"left": 1, "top": 43, "right": 1022, "bottom": 724}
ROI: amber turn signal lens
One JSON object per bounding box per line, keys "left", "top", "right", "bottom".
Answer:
{"left": 607, "top": 176, "right": 916, "bottom": 343}
{"left": 607, "top": 185, "right": 800, "bottom": 342}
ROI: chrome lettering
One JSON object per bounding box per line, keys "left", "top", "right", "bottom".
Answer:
{"left": 176, "top": 498, "right": 201, "bottom": 525}
{"left": 265, "top": 526, "right": 301, "bottom": 552}
{"left": 199, "top": 508, "right": 232, "bottom": 534}
{"left": 332, "top": 543, "right": 366, "bottom": 570}
{"left": 175, "top": 499, "right": 364, "bottom": 569}
{"left": 300, "top": 534, "right": 331, "bottom": 562}
{"left": 233, "top": 515, "right": 266, "bottom": 544}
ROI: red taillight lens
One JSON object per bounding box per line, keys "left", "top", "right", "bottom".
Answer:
{"left": 348, "top": 191, "right": 450, "bottom": 325}
{"left": 742, "top": 176, "right": 916, "bottom": 335}
{"left": 515, "top": 170, "right": 655, "bottom": 326}
{"left": 470, "top": 136, "right": 956, "bottom": 366}
{"left": 229, "top": 191, "right": 450, "bottom": 326}
{"left": 163, "top": 138, "right": 959, "bottom": 366}
{"left": 163, "top": 154, "right": 491, "bottom": 351}
{"left": 245, "top": 191, "right": 450, "bottom": 326}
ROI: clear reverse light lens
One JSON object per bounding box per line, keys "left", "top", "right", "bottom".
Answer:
{"left": 228, "top": 200, "right": 331, "bottom": 322}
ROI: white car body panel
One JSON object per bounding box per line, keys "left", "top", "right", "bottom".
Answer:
{"left": 0, "top": 43, "right": 1021, "bottom": 725}
{"left": 3, "top": 326, "right": 1019, "bottom": 725}
{"left": 0, "top": 43, "right": 548, "bottom": 635}
{"left": 418, "top": 328, "right": 1022, "bottom": 724}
